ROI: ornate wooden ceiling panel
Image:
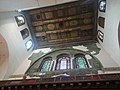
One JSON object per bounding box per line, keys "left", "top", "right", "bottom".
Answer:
{"left": 24, "top": 0, "right": 97, "bottom": 48}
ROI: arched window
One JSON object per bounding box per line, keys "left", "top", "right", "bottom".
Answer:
{"left": 40, "top": 57, "right": 52, "bottom": 72}
{"left": 56, "top": 54, "right": 71, "bottom": 70}
{"left": 74, "top": 54, "right": 89, "bottom": 69}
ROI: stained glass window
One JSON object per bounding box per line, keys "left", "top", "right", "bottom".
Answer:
{"left": 56, "top": 54, "right": 71, "bottom": 70}
{"left": 75, "top": 54, "right": 88, "bottom": 69}
{"left": 40, "top": 57, "right": 52, "bottom": 72}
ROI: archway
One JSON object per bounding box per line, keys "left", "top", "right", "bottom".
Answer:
{"left": 0, "top": 34, "right": 9, "bottom": 79}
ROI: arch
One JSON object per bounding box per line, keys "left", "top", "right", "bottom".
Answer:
{"left": 39, "top": 57, "right": 52, "bottom": 72}
{"left": 26, "top": 49, "right": 103, "bottom": 77}
{"left": 55, "top": 54, "right": 71, "bottom": 70}
{"left": 0, "top": 33, "right": 9, "bottom": 79}
{"left": 74, "top": 53, "right": 89, "bottom": 69}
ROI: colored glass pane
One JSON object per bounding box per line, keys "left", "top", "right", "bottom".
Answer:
{"left": 76, "top": 57, "right": 87, "bottom": 69}
{"left": 41, "top": 58, "right": 52, "bottom": 72}
{"left": 56, "top": 55, "right": 71, "bottom": 70}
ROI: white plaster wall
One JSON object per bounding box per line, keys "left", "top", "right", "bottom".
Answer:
{"left": 95, "top": 43, "right": 118, "bottom": 67}
{"left": 0, "top": 11, "right": 33, "bottom": 79}
{"left": 98, "top": 0, "right": 120, "bottom": 66}
{"left": 38, "top": 0, "right": 56, "bottom": 7}
{"left": 0, "top": 0, "right": 77, "bottom": 12}
{"left": 13, "top": 58, "right": 31, "bottom": 76}
{"left": 56, "top": 0, "right": 77, "bottom": 4}
{"left": 0, "top": 0, "right": 38, "bottom": 12}
{"left": 73, "top": 43, "right": 118, "bottom": 68}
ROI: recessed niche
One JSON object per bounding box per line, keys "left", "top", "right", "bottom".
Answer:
{"left": 20, "top": 28, "right": 29, "bottom": 40}
{"left": 118, "top": 22, "right": 120, "bottom": 47}
{"left": 99, "top": 0, "right": 106, "bottom": 12}
{"left": 98, "top": 16, "right": 105, "bottom": 28}
{"left": 98, "top": 30, "right": 104, "bottom": 42}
